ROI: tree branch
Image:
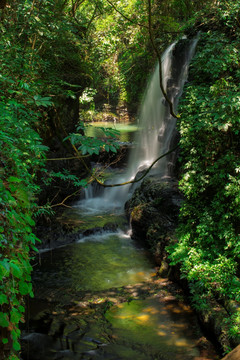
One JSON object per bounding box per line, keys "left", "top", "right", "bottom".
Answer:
{"left": 71, "top": 0, "right": 85, "bottom": 17}
{"left": 93, "top": 145, "right": 179, "bottom": 187}
{"left": 86, "top": 4, "right": 98, "bottom": 32}
{"left": 51, "top": 189, "right": 82, "bottom": 208}
{"left": 45, "top": 155, "right": 89, "bottom": 161}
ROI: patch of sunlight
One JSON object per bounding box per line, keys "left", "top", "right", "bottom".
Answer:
{"left": 165, "top": 303, "right": 186, "bottom": 313}
{"left": 136, "top": 314, "right": 150, "bottom": 323}
{"left": 160, "top": 310, "right": 168, "bottom": 315}
{"left": 172, "top": 323, "right": 188, "bottom": 329}
{"left": 158, "top": 324, "right": 168, "bottom": 329}
{"left": 144, "top": 306, "right": 159, "bottom": 315}
{"left": 94, "top": 298, "right": 105, "bottom": 304}
{"left": 180, "top": 304, "right": 191, "bottom": 311}
{"left": 175, "top": 339, "right": 193, "bottom": 347}
{"left": 157, "top": 330, "right": 167, "bottom": 336}
{"left": 150, "top": 272, "right": 157, "bottom": 277}
{"left": 171, "top": 308, "right": 182, "bottom": 314}
{"left": 116, "top": 315, "right": 135, "bottom": 320}
{"left": 129, "top": 272, "right": 150, "bottom": 282}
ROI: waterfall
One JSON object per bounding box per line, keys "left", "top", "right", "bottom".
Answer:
{"left": 80, "top": 37, "right": 198, "bottom": 211}
{"left": 127, "top": 36, "right": 199, "bottom": 181}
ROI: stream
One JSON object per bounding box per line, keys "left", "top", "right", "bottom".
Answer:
{"left": 22, "top": 202, "right": 219, "bottom": 360}
{"left": 21, "top": 39, "right": 220, "bottom": 359}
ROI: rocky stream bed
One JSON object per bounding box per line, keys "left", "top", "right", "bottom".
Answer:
{"left": 20, "top": 185, "right": 221, "bottom": 360}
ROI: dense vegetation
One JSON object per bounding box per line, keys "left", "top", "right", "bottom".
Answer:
{"left": 0, "top": 1, "right": 181, "bottom": 358}
{"left": 0, "top": 0, "right": 239, "bottom": 358}
{"left": 169, "top": 1, "right": 240, "bottom": 348}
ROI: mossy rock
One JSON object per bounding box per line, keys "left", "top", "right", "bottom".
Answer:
{"left": 125, "top": 177, "right": 183, "bottom": 247}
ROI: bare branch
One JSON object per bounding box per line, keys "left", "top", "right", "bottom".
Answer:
{"left": 51, "top": 189, "right": 82, "bottom": 208}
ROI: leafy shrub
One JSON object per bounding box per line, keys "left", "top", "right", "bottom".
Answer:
{"left": 168, "top": 11, "right": 240, "bottom": 344}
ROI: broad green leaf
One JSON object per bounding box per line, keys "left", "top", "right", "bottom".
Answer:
{"left": 7, "top": 176, "right": 22, "bottom": 183}
{"left": 0, "top": 259, "right": 10, "bottom": 278}
{"left": 0, "top": 312, "right": 9, "bottom": 327}
{"left": 19, "top": 305, "right": 25, "bottom": 313}
{"left": 0, "top": 294, "right": 8, "bottom": 305}
{"left": 10, "top": 262, "right": 23, "bottom": 278}
{"left": 13, "top": 340, "right": 21, "bottom": 351}
{"left": 110, "top": 145, "right": 117, "bottom": 153}
{"left": 10, "top": 308, "right": 22, "bottom": 324}
{"left": 19, "top": 280, "right": 32, "bottom": 295}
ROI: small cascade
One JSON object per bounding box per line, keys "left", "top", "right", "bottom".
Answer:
{"left": 83, "top": 184, "right": 94, "bottom": 199}
{"left": 81, "top": 37, "right": 198, "bottom": 210}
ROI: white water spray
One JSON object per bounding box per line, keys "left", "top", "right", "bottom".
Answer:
{"left": 79, "top": 38, "right": 198, "bottom": 212}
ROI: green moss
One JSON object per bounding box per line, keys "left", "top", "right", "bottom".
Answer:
{"left": 131, "top": 204, "right": 145, "bottom": 222}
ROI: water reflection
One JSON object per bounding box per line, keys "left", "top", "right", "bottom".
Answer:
{"left": 84, "top": 121, "right": 139, "bottom": 143}
{"left": 33, "top": 231, "right": 155, "bottom": 297}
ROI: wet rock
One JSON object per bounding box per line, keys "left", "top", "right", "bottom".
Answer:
{"left": 125, "top": 177, "right": 183, "bottom": 268}
{"left": 36, "top": 220, "right": 79, "bottom": 251}
{"left": 36, "top": 205, "right": 126, "bottom": 251}
{"left": 82, "top": 227, "right": 104, "bottom": 237}
{"left": 21, "top": 333, "right": 55, "bottom": 360}
{"left": 53, "top": 349, "right": 73, "bottom": 359}
{"left": 103, "top": 222, "right": 118, "bottom": 232}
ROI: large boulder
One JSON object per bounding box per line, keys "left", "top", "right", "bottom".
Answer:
{"left": 125, "top": 177, "right": 183, "bottom": 274}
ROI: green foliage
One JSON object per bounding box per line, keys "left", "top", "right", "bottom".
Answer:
{"left": 65, "top": 122, "right": 120, "bottom": 155}
{"left": 0, "top": 1, "right": 135, "bottom": 354}
{"left": 0, "top": 1, "right": 64, "bottom": 357}
{"left": 74, "top": 0, "right": 182, "bottom": 109}
{"left": 47, "top": 170, "right": 88, "bottom": 187}
{"left": 0, "top": 99, "right": 47, "bottom": 357}
{"left": 168, "top": 4, "right": 240, "bottom": 343}
{"left": 2, "top": 0, "right": 236, "bottom": 357}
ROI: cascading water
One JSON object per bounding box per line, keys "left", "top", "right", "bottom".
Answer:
{"left": 80, "top": 36, "right": 199, "bottom": 211}
{"left": 26, "top": 35, "right": 218, "bottom": 360}
{"left": 127, "top": 36, "right": 199, "bottom": 180}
